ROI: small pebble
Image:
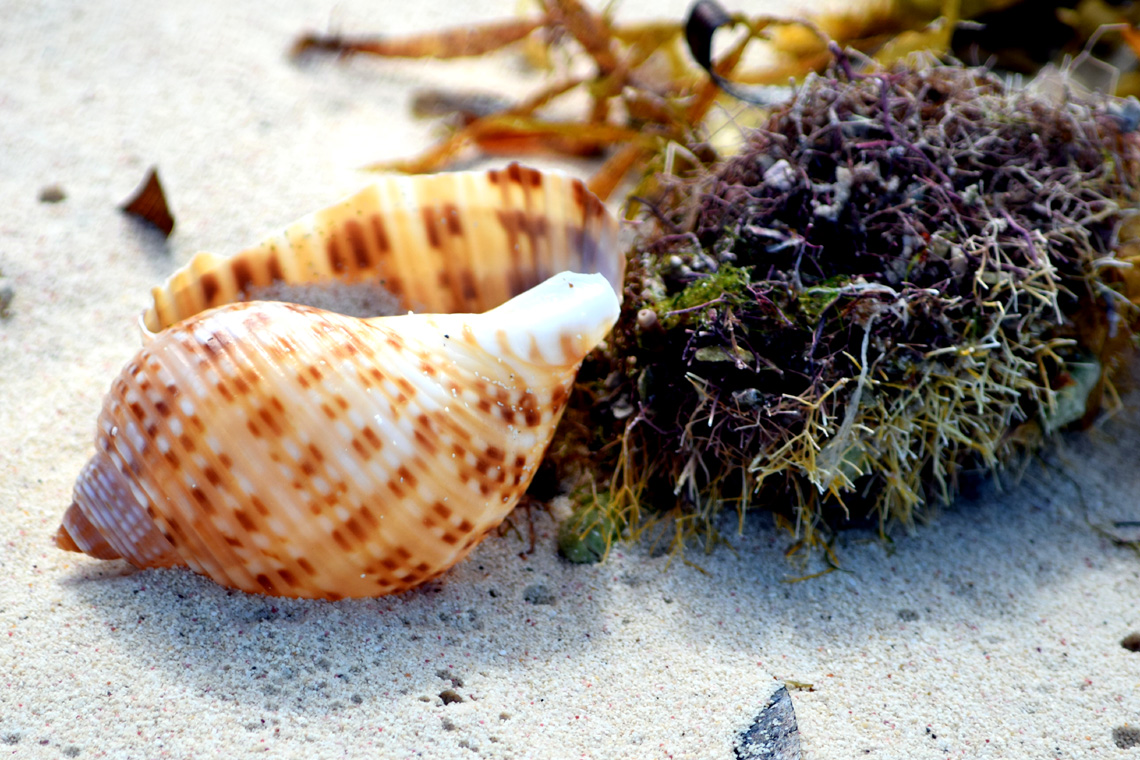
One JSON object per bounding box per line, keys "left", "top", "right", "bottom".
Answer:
{"left": 523, "top": 583, "right": 555, "bottom": 605}
{"left": 38, "top": 185, "right": 66, "bottom": 203}
{"left": 0, "top": 277, "right": 14, "bottom": 316}
{"left": 637, "top": 308, "right": 659, "bottom": 331}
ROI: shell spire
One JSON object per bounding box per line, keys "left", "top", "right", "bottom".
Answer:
{"left": 59, "top": 164, "right": 626, "bottom": 599}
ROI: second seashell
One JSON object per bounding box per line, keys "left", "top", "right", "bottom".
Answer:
{"left": 143, "top": 162, "right": 624, "bottom": 332}
{"left": 57, "top": 165, "right": 624, "bottom": 599}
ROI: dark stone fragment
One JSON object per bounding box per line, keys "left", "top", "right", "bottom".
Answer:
{"left": 439, "top": 689, "right": 464, "bottom": 705}
{"left": 897, "top": 609, "right": 920, "bottom": 622}
{"left": 523, "top": 583, "right": 555, "bottom": 605}
{"left": 0, "top": 277, "right": 14, "bottom": 316}
{"left": 1122, "top": 632, "right": 1140, "bottom": 652}
{"left": 1114, "top": 726, "right": 1140, "bottom": 749}
{"left": 735, "top": 685, "right": 802, "bottom": 760}
{"left": 39, "top": 185, "right": 65, "bottom": 203}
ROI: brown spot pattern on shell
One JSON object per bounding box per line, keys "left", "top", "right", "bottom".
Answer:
{"left": 59, "top": 165, "right": 623, "bottom": 599}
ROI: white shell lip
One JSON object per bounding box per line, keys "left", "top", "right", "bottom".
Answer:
{"left": 476, "top": 271, "right": 621, "bottom": 367}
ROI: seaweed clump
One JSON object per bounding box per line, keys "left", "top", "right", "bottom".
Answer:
{"left": 555, "top": 57, "right": 1140, "bottom": 553}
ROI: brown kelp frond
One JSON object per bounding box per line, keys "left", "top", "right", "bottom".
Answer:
{"left": 295, "top": 0, "right": 1017, "bottom": 199}
{"left": 550, "top": 57, "right": 1140, "bottom": 551}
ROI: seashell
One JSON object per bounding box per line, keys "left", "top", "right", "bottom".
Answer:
{"left": 142, "top": 162, "right": 623, "bottom": 332}
{"left": 57, "top": 165, "right": 624, "bottom": 599}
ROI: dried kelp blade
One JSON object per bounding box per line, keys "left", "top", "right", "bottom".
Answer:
{"left": 291, "top": 17, "right": 543, "bottom": 60}
{"left": 290, "top": 0, "right": 1140, "bottom": 200}
{"left": 363, "top": 116, "right": 648, "bottom": 174}
{"left": 289, "top": 1, "right": 834, "bottom": 198}
{"left": 120, "top": 167, "right": 174, "bottom": 237}
{"left": 684, "top": 0, "right": 825, "bottom": 105}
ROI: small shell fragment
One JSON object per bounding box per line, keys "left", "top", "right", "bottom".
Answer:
{"left": 120, "top": 167, "right": 175, "bottom": 237}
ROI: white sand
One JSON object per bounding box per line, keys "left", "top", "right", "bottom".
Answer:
{"left": 1, "top": 1, "right": 1138, "bottom": 758}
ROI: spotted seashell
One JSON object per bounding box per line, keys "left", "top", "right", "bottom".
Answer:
{"left": 57, "top": 165, "right": 624, "bottom": 599}
{"left": 143, "top": 162, "right": 623, "bottom": 333}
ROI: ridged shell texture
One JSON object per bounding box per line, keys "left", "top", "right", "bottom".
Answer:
{"left": 59, "top": 164, "right": 623, "bottom": 599}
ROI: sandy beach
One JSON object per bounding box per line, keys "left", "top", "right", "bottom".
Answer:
{"left": 1, "top": 1, "right": 1138, "bottom": 757}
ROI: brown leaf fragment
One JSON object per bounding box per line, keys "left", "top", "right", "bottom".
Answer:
{"left": 120, "top": 167, "right": 174, "bottom": 237}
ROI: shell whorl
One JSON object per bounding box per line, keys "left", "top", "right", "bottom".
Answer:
{"left": 60, "top": 272, "right": 619, "bottom": 599}
{"left": 60, "top": 163, "right": 625, "bottom": 599}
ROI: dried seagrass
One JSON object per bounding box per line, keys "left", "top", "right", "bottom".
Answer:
{"left": 58, "top": 165, "right": 623, "bottom": 599}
